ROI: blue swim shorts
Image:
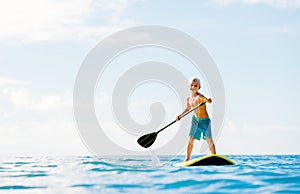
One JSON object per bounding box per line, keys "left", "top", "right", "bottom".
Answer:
{"left": 189, "top": 115, "right": 212, "bottom": 140}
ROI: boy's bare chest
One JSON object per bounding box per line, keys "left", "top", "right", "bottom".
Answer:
{"left": 189, "top": 96, "right": 200, "bottom": 107}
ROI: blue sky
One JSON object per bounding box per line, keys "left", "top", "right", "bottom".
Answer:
{"left": 0, "top": 0, "right": 299, "bottom": 156}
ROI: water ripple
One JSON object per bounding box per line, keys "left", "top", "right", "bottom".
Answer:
{"left": 0, "top": 185, "right": 47, "bottom": 190}
{"left": 0, "top": 155, "right": 299, "bottom": 193}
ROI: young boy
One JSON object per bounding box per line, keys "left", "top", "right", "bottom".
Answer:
{"left": 176, "top": 77, "right": 216, "bottom": 162}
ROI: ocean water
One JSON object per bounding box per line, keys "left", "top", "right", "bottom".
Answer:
{"left": 0, "top": 155, "right": 299, "bottom": 193}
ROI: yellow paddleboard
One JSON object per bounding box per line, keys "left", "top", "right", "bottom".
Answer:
{"left": 174, "top": 155, "right": 235, "bottom": 167}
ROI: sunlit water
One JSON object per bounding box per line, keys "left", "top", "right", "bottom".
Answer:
{"left": 0, "top": 155, "right": 299, "bottom": 193}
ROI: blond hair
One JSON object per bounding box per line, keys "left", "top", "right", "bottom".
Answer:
{"left": 190, "top": 77, "right": 201, "bottom": 88}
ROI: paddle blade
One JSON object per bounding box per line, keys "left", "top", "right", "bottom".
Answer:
{"left": 137, "top": 132, "right": 157, "bottom": 148}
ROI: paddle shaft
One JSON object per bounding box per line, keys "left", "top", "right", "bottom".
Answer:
{"left": 156, "top": 101, "right": 207, "bottom": 134}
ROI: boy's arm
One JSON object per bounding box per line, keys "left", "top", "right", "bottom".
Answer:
{"left": 199, "top": 94, "right": 212, "bottom": 103}
{"left": 176, "top": 98, "right": 191, "bottom": 121}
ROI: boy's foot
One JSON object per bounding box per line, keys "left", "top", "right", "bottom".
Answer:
{"left": 184, "top": 158, "right": 190, "bottom": 162}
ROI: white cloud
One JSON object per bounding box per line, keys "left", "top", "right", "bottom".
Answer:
{"left": 0, "top": 112, "right": 15, "bottom": 119}
{"left": 93, "top": 0, "right": 142, "bottom": 24}
{"left": 0, "top": 0, "right": 90, "bottom": 43}
{"left": 217, "top": 121, "right": 300, "bottom": 154}
{"left": 0, "top": 0, "right": 139, "bottom": 44}
{"left": 281, "top": 26, "right": 296, "bottom": 33}
{"left": 211, "top": 0, "right": 236, "bottom": 6}
{"left": 30, "top": 91, "right": 72, "bottom": 111}
{"left": 242, "top": 123, "right": 299, "bottom": 132}
{"left": 226, "top": 120, "right": 240, "bottom": 132}
{"left": 0, "top": 76, "right": 31, "bottom": 86}
{"left": 9, "top": 88, "right": 32, "bottom": 108}
{"left": 0, "top": 88, "right": 84, "bottom": 156}
{"left": 0, "top": 109, "right": 88, "bottom": 156}
{"left": 30, "top": 95, "right": 61, "bottom": 111}
{"left": 211, "top": 0, "right": 300, "bottom": 8}
{"left": 4, "top": 88, "right": 72, "bottom": 111}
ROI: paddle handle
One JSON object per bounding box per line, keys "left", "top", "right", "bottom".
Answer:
{"left": 157, "top": 120, "right": 177, "bottom": 134}
{"left": 156, "top": 101, "right": 207, "bottom": 134}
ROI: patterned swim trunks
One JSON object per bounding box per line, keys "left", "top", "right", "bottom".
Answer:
{"left": 189, "top": 115, "right": 212, "bottom": 140}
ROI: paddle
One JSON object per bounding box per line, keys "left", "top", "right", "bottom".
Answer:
{"left": 137, "top": 101, "right": 207, "bottom": 148}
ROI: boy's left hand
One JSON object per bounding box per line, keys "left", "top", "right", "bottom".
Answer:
{"left": 206, "top": 98, "right": 212, "bottom": 103}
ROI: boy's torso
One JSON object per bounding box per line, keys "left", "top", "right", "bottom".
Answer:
{"left": 188, "top": 93, "right": 209, "bottom": 118}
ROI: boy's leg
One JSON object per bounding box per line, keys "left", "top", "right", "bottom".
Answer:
{"left": 184, "top": 137, "right": 195, "bottom": 162}
{"left": 206, "top": 138, "right": 216, "bottom": 154}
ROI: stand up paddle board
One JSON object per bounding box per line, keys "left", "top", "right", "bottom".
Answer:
{"left": 174, "top": 155, "right": 235, "bottom": 167}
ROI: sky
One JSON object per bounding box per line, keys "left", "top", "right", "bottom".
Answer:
{"left": 0, "top": 0, "right": 299, "bottom": 156}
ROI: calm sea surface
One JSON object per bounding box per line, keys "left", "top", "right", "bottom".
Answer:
{"left": 0, "top": 155, "right": 299, "bottom": 193}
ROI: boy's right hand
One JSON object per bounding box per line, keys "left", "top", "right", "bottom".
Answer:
{"left": 176, "top": 116, "right": 181, "bottom": 122}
